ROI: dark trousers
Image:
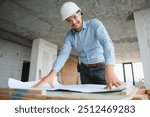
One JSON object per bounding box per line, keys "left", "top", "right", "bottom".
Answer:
{"left": 79, "top": 63, "right": 106, "bottom": 85}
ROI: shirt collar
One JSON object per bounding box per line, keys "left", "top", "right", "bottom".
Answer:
{"left": 82, "top": 20, "right": 87, "bottom": 29}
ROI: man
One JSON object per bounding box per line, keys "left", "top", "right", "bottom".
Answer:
{"left": 33, "top": 2, "right": 122, "bottom": 89}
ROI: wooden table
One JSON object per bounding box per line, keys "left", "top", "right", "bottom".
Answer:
{"left": 0, "top": 87, "right": 148, "bottom": 100}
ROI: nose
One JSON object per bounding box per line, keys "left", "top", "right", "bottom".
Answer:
{"left": 71, "top": 18, "right": 77, "bottom": 25}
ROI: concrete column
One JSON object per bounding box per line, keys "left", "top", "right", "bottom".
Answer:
{"left": 29, "top": 38, "right": 57, "bottom": 81}
{"left": 134, "top": 8, "right": 150, "bottom": 88}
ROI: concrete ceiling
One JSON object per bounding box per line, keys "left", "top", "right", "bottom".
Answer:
{"left": 0, "top": 0, "right": 150, "bottom": 63}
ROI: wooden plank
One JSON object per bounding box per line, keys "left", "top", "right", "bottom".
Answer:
{"left": 0, "top": 88, "right": 46, "bottom": 95}
{"left": 132, "top": 94, "right": 148, "bottom": 100}
{"left": 120, "top": 87, "right": 149, "bottom": 100}
{"left": 0, "top": 88, "right": 80, "bottom": 100}
{"left": 148, "top": 95, "right": 150, "bottom": 100}
{"left": 0, "top": 94, "right": 11, "bottom": 100}
{"left": 0, "top": 88, "right": 47, "bottom": 100}
{"left": 0, "top": 93, "right": 80, "bottom": 100}
{"left": 137, "top": 89, "right": 147, "bottom": 94}
{"left": 120, "top": 87, "right": 138, "bottom": 95}
{"left": 146, "top": 89, "right": 150, "bottom": 94}
{"left": 0, "top": 87, "right": 139, "bottom": 100}
{"left": 131, "top": 88, "right": 148, "bottom": 100}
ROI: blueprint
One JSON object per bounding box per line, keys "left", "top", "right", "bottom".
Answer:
{"left": 8, "top": 77, "right": 127, "bottom": 93}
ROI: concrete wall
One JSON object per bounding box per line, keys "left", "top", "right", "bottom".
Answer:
{"left": 134, "top": 8, "right": 150, "bottom": 88}
{"left": 0, "top": 38, "right": 31, "bottom": 88}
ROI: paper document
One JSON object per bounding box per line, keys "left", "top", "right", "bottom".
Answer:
{"left": 8, "top": 77, "right": 127, "bottom": 93}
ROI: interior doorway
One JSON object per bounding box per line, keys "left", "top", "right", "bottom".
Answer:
{"left": 21, "top": 61, "right": 30, "bottom": 82}
{"left": 122, "top": 62, "right": 135, "bottom": 85}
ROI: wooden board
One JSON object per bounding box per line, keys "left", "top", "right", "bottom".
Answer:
{"left": 0, "top": 87, "right": 145, "bottom": 100}
{"left": 0, "top": 88, "right": 46, "bottom": 95}
{"left": 146, "top": 89, "right": 150, "bottom": 94}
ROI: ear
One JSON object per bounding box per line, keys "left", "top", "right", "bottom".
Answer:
{"left": 78, "top": 11, "right": 82, "bottom": 18}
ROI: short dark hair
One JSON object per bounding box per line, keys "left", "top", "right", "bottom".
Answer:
{"left": 77, "top": 10, "right": 83, "bottom": 15}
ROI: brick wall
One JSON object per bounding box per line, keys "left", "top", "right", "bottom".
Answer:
{"left": 0, "top": 39, "right": 31, "bottom": 88}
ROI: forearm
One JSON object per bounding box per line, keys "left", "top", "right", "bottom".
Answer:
{"left": 47, "top": 69, "right": 57, "bottom": 78}
{"left": 105, "top": 65, "right": 115, "bottom": 75}
{"left": 103, "top": 40, "right": 116, "bottom": 65}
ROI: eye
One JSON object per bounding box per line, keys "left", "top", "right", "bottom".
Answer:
{"left": 73, "top": 15, "right": 77, "bottom": 19}
{"left": 66, "top": 19, "right": 71, "bottom": 22}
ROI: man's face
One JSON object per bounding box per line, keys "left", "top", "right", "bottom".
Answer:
{"left": 66, "top": 11, "right": 82, "bottom": 32}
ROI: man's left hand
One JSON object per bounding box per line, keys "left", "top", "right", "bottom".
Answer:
{"left": 105, "top": 65, "right": 122, "bottom": 90}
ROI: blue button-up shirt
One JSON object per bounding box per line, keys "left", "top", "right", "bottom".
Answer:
{"left": 53, "top": 19, "right": 115, "bottom": 72}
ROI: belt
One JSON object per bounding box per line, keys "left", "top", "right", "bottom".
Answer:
{"left": 81, "top": 62, "right": 105, "bottom": 68}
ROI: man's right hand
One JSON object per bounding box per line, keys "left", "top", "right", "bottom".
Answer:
{"left": 32, "top": 70, "right": 56, "bottom": 88}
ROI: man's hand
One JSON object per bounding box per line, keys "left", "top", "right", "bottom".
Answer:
{"left": 105, "top": 65, "right": 122, "bottom": 90}
{"left": 32, "top": 70, "right": 56, "bottom": 88}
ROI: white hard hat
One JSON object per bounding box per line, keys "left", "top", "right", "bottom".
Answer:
{"left": 61, "top": 2, "right": 81, "bottom": 21}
